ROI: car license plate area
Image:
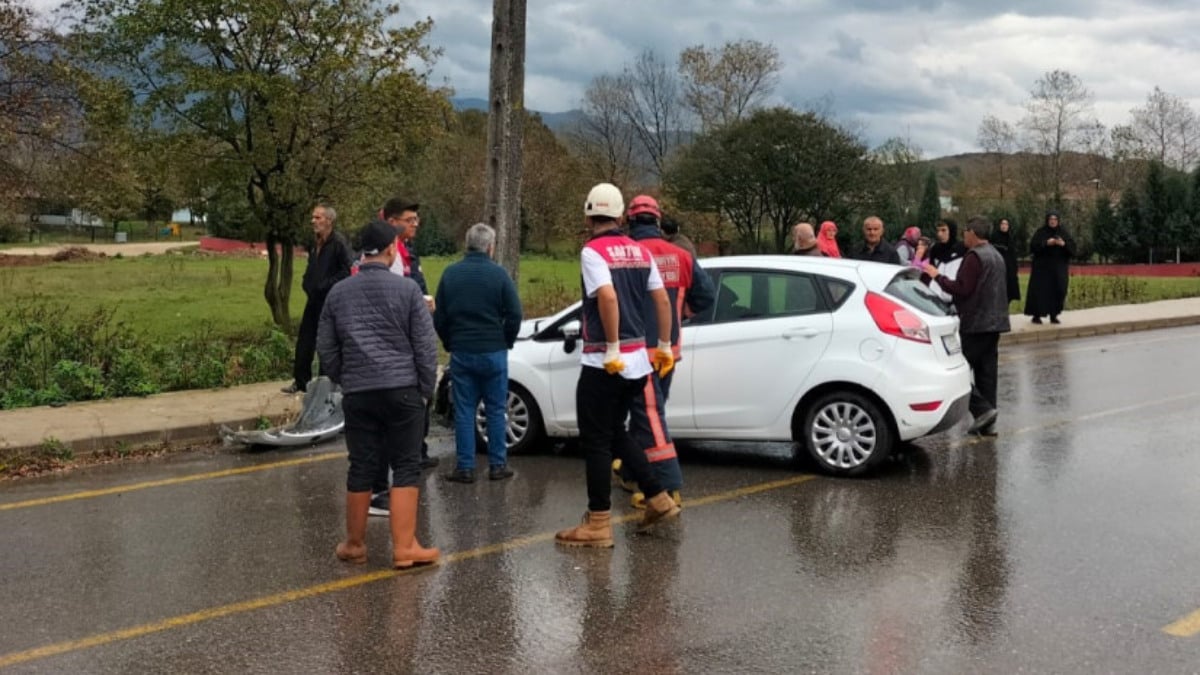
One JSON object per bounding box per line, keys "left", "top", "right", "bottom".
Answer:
{"left": 942, "top": 334, "right": 962, "bottom": 355}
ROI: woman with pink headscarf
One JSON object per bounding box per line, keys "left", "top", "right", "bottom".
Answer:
{"left": 817, "top": 221, "right": 841, "bottom": 258}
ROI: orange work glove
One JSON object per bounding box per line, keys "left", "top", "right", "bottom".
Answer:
{"left": 652, "top": 341, "right": 675, "bottom": 377}
{"left": 603, "top": 343, "right": 625, "bottom": 375}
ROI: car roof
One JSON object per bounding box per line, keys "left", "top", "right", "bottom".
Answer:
{"left": 699, "top": 254, "right": 912, "bottom": 287}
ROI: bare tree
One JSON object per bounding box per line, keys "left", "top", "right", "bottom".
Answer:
{"left": 1108, "top": 123, "right": 1144, "bottom": 193}
{"left": 568, "top": 73, "right": 638, "bottom": 186}
{"left": 977, "top": 115, "right": 1017, "bottom": 199}
{"left": 616, "top": 49, "right": 683, "bottom": 184}
{"left": 1077, "top": 119, "right": 1109, "bottom": 198}
{"left": 1130, "top": 86, "right": 1200, "bottom": 172}
{"left": 1020, "top": 69, "right": 1095, "bottom": 204}
{"left": 678, "top": 39, "right": 781, "bottom": 132}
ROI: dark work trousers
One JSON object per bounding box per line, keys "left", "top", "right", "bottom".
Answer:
{"left": 624, "top": 371, "right": 683, "bottom": 491}
{"left": 577, "top": 366, "right": 665, "bottom": 512}
{"left": 961, "top": 332, "right": 1000, "bottom": 417}
{"left": 658, "top": 368, "right": 675, "bottom": 400}
{"left": 372, "top": 395, "right": 433, "bottom": 494}
{"left": 291, "top": 295, "right": 325, "bottom": 389}
{"left": 343, "top": 387, "right": 425, "bottom": 492}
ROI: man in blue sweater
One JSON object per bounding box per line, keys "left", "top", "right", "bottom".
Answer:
{"left": 434, "top": 223, "right": 523, "bottom": 482}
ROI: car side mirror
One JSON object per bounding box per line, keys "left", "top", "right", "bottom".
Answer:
{"left": 562, "top": 320, "right": 580, "bottom": 354}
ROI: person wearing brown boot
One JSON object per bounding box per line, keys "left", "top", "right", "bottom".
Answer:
{"left": 318, "top": 219, "right": 440, "bottom": 569}
{"left": 555, "top": 184, "right": 682, "bottom": 549}
{"left": 389, "top": 486, "right": 440, "bottom": 568}
{"left": 335, "top": 491, "right": 371, "bottom": 563}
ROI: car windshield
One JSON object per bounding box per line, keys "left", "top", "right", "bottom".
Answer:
{"left": 885, "top": 271, "right": 953, "bottom": 316}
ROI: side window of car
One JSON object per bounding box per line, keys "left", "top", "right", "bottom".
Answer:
{"left": 820, "top": 277, "right": 855, "bottom": 310}
{"left": 710, "top": 271, "right": 824, "bottom": 324}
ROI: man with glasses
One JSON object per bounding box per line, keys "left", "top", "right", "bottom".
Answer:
{"left": 367, "top": 197, "right": 439, "bottom": 519}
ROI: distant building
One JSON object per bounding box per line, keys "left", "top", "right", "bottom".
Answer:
{"left": 22, "top": 209, "right": 104, "bottom": 228}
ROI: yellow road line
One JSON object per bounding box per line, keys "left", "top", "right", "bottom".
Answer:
{"left": 0, "top": 474, "right": 816, "bottom": 669}
{"left": 1163, "top": 608, "right": 1200, "bottom": 637}
{"left": 0, "top": 452, "right": 344, "bottom": 511}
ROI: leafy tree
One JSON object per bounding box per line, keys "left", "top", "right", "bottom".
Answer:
{"left": 668, "top": 107, "right": 870, "bottom": 253}
{"left": 870, "top": 136, "right": 923, "bottom": 233}
{"left": 66, "top": 0, "right": 445, "bottom": 330}
{"left": 678, "top": 39, "right": 781, "bottom": 132}
{"left": 1089, "top": 195, "right": 1120, "bottom": 262}
{"left": 917, "top": 169, "right": 941, "bottom": 231}
{"left": 1115, "top": 187, "right": 1143, "bottom": 263}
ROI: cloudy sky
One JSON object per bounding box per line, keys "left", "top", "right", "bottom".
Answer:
{"left": 390, "top": 0, "right": 1200, "bottom": 157}
{"left": 30, "top": 0, "right": 1200, "bottom": 158}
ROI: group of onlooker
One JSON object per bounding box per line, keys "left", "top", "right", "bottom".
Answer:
{"left": 788, "top": 210, "right": 1077, "bottom": 438}
{"left": 790, "top": 212, "right": 1074, "bottom": 324}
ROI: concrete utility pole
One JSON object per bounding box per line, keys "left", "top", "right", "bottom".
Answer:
{"left": 483, "top": 0, "right": 527, "bottom": 281}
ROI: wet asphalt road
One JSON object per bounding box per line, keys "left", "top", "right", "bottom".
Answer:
{"left": 3, "top": 327, "right": 1200, "bottom": 673}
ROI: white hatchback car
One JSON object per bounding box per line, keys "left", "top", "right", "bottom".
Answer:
{"left": 451, "top": 255, "right": 971, "bottom": 476}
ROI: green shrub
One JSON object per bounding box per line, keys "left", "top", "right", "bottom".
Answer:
{"left": 0, "top": 299, "right": 290, "bottom": 410}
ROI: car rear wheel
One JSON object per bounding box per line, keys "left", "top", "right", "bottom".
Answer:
{"left": 475, "top": 383, "right": 544, "bottom": 455}
{"left": 799, "top": 390, "right": 893, "bottom": 477}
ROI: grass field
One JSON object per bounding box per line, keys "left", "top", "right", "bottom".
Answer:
{"left": 0, "top": 253, "right": 581, "bottom": 341}
{"left": 3, "top": 253, "right": 1200, "bottom": 341}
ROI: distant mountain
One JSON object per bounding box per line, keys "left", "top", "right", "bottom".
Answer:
{"left": 449, "top": 97, "right": 585, "bottom": 134}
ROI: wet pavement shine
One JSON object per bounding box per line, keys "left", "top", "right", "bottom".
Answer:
{"left": 3, "top": 327, "right": 1200, "bottom": 673}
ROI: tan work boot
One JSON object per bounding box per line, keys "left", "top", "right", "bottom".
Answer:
{"left": 555, "top": 511, "right": 614, "bottom": 548}
{"left": 335, "top": 491, "right": 371, "bottom": 564}
{"left": 637, "top": 491, "right": 682, "bottom": 532}
{"left": 631, "top": 490, "right": 682, "bottom": 510}
{"left": 389, "top": 487, "right": 440, "bottom": 570}
{"left": 611, "top": 459, "right": 636, "bottom": 493}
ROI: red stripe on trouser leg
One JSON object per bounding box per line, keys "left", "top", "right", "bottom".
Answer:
{"left": 646, "top": 444, "right": 677, "bottom": 462}
{"left": 640, "top": 378, "right": 676, "bottom": 462}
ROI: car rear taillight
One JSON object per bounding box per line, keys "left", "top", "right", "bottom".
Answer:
{"left": 865, "top": 291, "right": 930, "bottom": 343}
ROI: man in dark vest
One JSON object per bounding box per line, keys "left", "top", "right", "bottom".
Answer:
{"left": 615, "top": 194, "right": 715, "bottom": 509}
{"left": 923, "top": 216, "right": 1011, "bottom": 436}
{"left": 555, "top": 183, "right": 682, "bottom": 549}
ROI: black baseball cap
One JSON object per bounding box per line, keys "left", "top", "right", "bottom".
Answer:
{"left": 381, "top": 197, "right": 420, "bottom": 219}
{"left": 358, "top": 220, "right": 397, "bottom": 256}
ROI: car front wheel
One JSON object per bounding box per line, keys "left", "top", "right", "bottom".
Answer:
{"left": 475, "top": 383, "right": 544, "bottom": 455}
{"left": 799, "top": 390, "right": 893, "bottom": 477}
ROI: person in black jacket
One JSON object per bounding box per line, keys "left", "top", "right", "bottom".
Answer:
{"left": 992, "top": 218, "right": 1021, "bottom": 303}
{"left": 284, "top": 204, "right": 354, "bottom": 394}
{"left": 850, "top": 216, "right": 901, "bottom": 264}
{"left": 1024, "top": 211, "right": 1075, "bottom": 324}
{"left": 318, "top": 219, "right": 440, "bottom": 570}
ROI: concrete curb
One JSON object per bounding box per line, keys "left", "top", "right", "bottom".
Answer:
{"left": 1001, "top": 315, "right": 1200, "bottom": 346}
{"left": 0, "top": 414, "right": 292, "bottom": 464}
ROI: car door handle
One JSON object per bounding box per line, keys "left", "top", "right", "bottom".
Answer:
{"left": 783, "top": 327, "right": 821, "bottom": 339}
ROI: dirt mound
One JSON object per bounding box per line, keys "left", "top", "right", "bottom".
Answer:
{"left": 51, "top": 246, "right": 108, "bottom": 262}
{"left": 0, "top": 253, "right": 49, "bottom": 267}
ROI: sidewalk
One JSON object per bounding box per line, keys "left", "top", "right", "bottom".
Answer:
{"left": 3, "top": 297, "right": 1200, "bottom": 462}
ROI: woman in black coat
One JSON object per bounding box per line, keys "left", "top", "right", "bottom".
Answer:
{"left": 1023, "top": 211, "right": 1075, "bottom": 324}
{"left": 991, "top": 217, "right": 1021, "bottom": 303}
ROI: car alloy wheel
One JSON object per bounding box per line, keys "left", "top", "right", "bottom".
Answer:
{"left": 802, "top": 390, "right": 893, "bottom": 475}
{"left": 476, "top": 384, "right": 543, "bottom": 454}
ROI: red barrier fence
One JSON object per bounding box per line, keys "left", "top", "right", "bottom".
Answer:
{"left": 199, "top": 237, "right": 307, "bottom": 256}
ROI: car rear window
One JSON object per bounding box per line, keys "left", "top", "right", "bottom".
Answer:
{"left": 885, "top": 272, "right": 953, "bottom": 316}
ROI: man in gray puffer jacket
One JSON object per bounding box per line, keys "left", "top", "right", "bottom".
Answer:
{"left": 317, "top": 219, "right": 440, "bottom": 571}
